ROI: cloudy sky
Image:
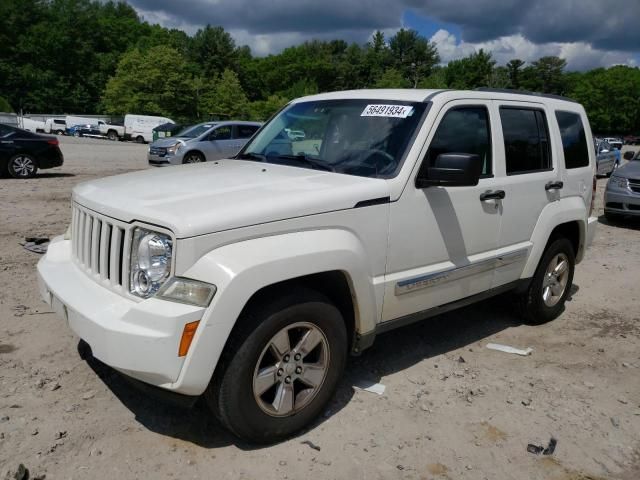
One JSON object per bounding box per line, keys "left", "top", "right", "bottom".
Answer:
{"left": 129, "top": 0, "right": 640, "bottom": 70}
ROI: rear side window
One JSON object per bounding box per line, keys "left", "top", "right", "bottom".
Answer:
{"left": 500, "top": 108, "right": 551, "bottom": 174}
{"left": 423, "top": 106, "right": 492, "bottom": 176}
{"left": 235, "top": 125, "right": 259, "bottom": 139}
{"left": 556, "top": 111, "right": 589, "bottom": 169}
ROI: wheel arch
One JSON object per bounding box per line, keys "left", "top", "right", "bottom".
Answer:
{"left": 522, "top": 197, "right": 587, "bottom": 279}
{"left": 170, "top": 229, "right": 377, "bottom": 395}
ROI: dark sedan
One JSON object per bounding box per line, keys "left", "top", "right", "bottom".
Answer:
{"left": 0, "top": 124, "right": 64, "bottom": 178}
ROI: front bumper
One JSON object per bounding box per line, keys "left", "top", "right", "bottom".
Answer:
{"left": 604, "top": 188, "right": 640, "bottom": 216}
{"left": 147, "top": 152, "right": 183, "bottom": 166}
{"left": 37, "top": 237, "right": 204, "bottom": 392}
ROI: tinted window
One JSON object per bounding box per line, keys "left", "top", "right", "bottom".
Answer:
{"left": 500, "top": 108, "right": 551, "bottom": 174}
{"left": 423, "top": 107, "right": 492, "bottom": 176}
{"left": 210, "top": 126, "right": 231, "bottom": 140}
{"left": 0, "top": 124, "right": 14, "bottom": 137}
{"left": 235, "top": 125, "right": 259, "bottom": 139}
{"left": 555, "top": 111, "right": 589, "bottom": 169}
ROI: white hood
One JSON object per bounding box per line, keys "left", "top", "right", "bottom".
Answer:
{"left": 73, "top": 160, "right": 390, "bottom": 238}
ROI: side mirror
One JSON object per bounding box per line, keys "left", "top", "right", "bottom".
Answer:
{"left": 416, "top": 153, "right": 482, "bottom": 188}
{"left": 623, "top": 151, "right": 635, "bottom": 160}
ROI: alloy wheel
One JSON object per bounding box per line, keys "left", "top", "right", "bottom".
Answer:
{"left": 11, "top": 156, "right": 36, "bottom": 177}
{"left": 253, "top": 322, "right": 330, "bottom": 417}
{"left": 542, "top": 253, "right": 569, "bottom": 307}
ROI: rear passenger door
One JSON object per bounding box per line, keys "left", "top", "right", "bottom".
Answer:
{"left": 493, "top": 102, "right": 562, "bottom": 287}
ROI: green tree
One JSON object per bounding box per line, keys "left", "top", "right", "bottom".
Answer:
{"left": 188, "top": 25, "right": 238, "bottom": 78}
{"left": 0, "top": 96, "right": 14, "bottom": 112}
{"left": 374, "top": 68, "right": 410, "bottom": 88}
{"left": 102, "top": 46, "right": 195, "bottom": 119}
{"left": 388, "top": 29, "right": 439, "bottom": 87}
{"left": 521, "top": 56, "right": 567, "bottom": 94}
{"left": 445, "top": 49, "right": 495, "bottom": 89}
{"left": 200, "top": 69, "right": 249, "bottom": 119}
{"left": 249, "top": 95, "right": 289, "bottom": 121}
{"left": 506, "top": 59, "right": 525, "bottom": 89}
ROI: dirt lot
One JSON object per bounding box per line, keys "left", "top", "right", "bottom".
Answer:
{"left": 1, "top": 137, "right": 639, "bottom": 480}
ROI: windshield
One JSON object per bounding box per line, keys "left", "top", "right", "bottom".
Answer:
{"left": 239, "top": 99, "right": 427, "bottom": 178}
{"left": 176, "top": 123, "right": 216, "bottom": 139}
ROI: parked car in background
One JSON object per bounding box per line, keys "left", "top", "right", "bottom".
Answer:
{"left": 148, "top": 121, "right": 262, "bottom": 166}
{"left": 66, "top": 124, "right": 101, "bottom": 137}
{"left": 0, "top": 124, "right": 63, "bottom": 178}
{"left": 594, "top": 139, "right": 616, "bottom": 176}
{"left": 97, "top": 120, "right": 125, "bottom": 141}
{"left": 604, "top": 149, "right": 640, "bottom": 220}
{"left": 44, "top": 118, "right": 67, "bottom": 135}
{"left": 603, "top": 137, "right": 622, "bottom": 148}
{"left": 623, "top": 135, "right": 640, "bottom": 145}
{"left": 124, "top": 114, "right": 174, "bottom": 143}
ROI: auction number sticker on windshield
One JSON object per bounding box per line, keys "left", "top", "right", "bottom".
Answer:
{"left": 361, "top": 104, "right": 414, "bottom": 118}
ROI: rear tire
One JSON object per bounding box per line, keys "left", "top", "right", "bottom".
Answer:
{"left": 7, "top": 154, "right": 38, "bottom": 178}
{"left": 56, "top": 130, "right": 64, "bottom": 135}
{"left": 205, "top": 288, "right": 348, "bottom": 443}
{"left": 135, "top": 136, "right": 145, "bottom": 144}
{"left": 107, "top": 130, "right": 118, "bottom": 141}
{"left": 517, "top": 237, "right": 575, "bottom": 325}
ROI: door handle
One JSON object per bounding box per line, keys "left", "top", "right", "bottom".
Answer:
{"left": 545, "top": 181, "right": 564, "bottom": 191}
{"left": 480, "top": 190, "right": 506, "bottom": 201}
{"left": 0, "top": 140, "right": 13, "bottom": 144}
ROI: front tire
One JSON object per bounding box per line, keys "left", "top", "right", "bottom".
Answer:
{"left": 8, "top": 154, "right": 38, "bottom": 178}
{"left": 135, "top": 136, "right": 145, "bottom": 144}
{"left": 183, "top": 152, "right": 205, "bottom": 164}
{"left": 206, "top": 288, "right": 348, "bottom": 443}
{"left": 517, "top": 237, "right": 575, "bottom": 325}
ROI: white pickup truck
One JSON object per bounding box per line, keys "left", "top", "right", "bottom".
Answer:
{"left": 98, "top": 121, "right": 125, "bottom": 141}
{"left": 37, "top": 89, "right": 598, "bottom": 443}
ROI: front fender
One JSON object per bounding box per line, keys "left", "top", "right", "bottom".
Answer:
{"left": 522, "top": 196, "right": 588, "bottom": 278}
{"left": 170, "top": 229, "right": 378, "bottom": 395}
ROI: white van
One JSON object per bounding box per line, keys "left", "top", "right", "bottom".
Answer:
{"left": 19, "top": 117, "right": 45, "bottom": 132}
{"left": 44, "top": 118, "right": 67, "bottom": 135}
{"left": 124, "top": 114, "right": 174, "bottom": 143}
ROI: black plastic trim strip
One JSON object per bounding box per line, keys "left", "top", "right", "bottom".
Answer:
{"left": 354, "top": 196, "right": 391, "bottom": 208}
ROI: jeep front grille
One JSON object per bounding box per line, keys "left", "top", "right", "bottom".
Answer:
{"left": 71, "top": 204, "right": 130, "bottom": 289}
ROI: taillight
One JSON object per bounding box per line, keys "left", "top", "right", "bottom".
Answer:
{"left": 589, "top": 175, "right": 597, "bottom": 216}
{"left": 47, "top": 138, "right": 59, "bottom": 146}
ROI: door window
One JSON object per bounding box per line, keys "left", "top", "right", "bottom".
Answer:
{"left": 500, "top": 107, "right": 551, "bottom": 174}
{"left": 234, "top": 125, "right": 259, "bottom": 139}
{"left": 209, "top": 126, "right": 231, "bottom": 141}
{"left": 555, "top": 111, "right": 589, "bottom": 169}
{"left": 422, "top": 106, "right": 492, "bottom": 177}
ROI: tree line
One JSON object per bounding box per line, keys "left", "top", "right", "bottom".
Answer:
{"left": 1, "top": 0, "right": 639, "bottom": 133}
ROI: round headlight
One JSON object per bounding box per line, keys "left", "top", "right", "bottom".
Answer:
{"left": 132, "top": 270, "right": 152, "bottom": 296}
{"left": 137, "top": 233, "right": 171, "bottom": 281}
{"left": 130, "top": 228, "right": 173, "bottom": 298}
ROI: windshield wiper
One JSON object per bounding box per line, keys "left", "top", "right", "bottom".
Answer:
{"left": 273, "top": 154, "right": 335, "bottom": 172}
{"left": 236, "top": 152, "right": 266, "bottom": 162}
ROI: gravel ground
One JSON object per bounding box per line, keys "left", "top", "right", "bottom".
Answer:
{"left": 1, "top": 137, "right": 639, "bottom": 480}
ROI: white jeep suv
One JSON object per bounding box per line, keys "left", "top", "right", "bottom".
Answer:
{"left": 37, "top": 89, "right": 598, "bottom": 443}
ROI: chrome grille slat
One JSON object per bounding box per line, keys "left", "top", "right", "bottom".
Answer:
{"left": 109, "top": 226, "right": 123, "bottom": 287}
{"left": 83, "top": 214, "right": 93, "bottom": 268}
{"left": 99, "top": 222, "right": 110, "bottom": 280}
{"left": 91, "top": 219, "right": 101, "bottom": 273}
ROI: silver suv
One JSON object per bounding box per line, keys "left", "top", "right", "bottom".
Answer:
{"left": 148, "top": 121, "right": 262, "bottom": 166}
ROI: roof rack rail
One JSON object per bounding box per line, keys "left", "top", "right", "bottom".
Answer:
{"left": 474, "top": 87, "right": 578, "bottom": 104}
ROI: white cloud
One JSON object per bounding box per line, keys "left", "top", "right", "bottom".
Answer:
{"left": 430, "top": 29, "right": 638, "bottom": 70}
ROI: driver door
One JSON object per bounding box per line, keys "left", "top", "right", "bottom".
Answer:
{"left": 382, "top": 100, "right": 504, "bottom": 322}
